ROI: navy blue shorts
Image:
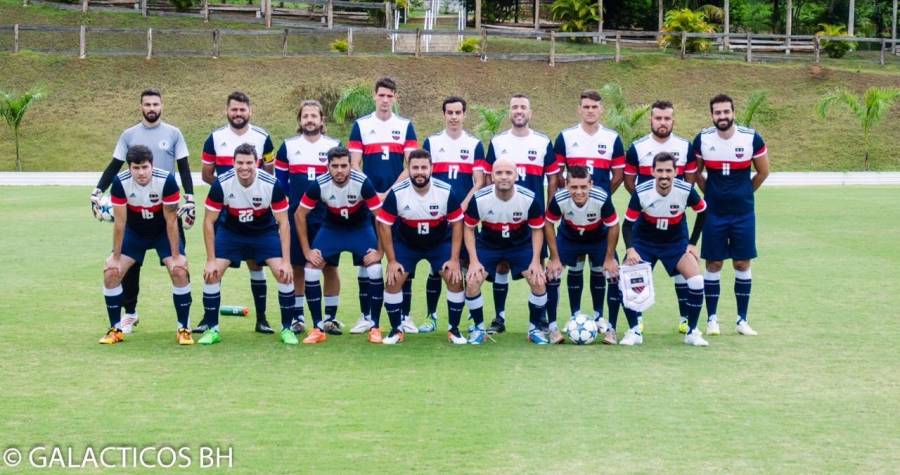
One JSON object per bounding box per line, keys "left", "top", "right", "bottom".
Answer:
{"left": 215, "top": 227, "right": 283, "bottom": 267}
{"left": 475, "top": 242, "right": 535, "bottom": 281}
{"left": 557, "top": 234, "right": 612, "bottom": 268}
{"left": 289, "top": 214, "right": 338, "bottom": 267}
{"left": 700, "top": 211, "right": 757, "bottom": 261}
{"left": 632, "top": 238, "right": 688, "bottom": 277}
{"left": 312, "top": 224, "right": 378, "bottom": 267}
{"left": 394, "top": 239, "right": 452, "bottom": 279}
{"left": 120, "top": 227, "right": 183, "bottom": 265}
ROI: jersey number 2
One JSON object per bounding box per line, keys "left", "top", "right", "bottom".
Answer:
{"left": 238, "top": 210, "right": 254, "bottom": 223}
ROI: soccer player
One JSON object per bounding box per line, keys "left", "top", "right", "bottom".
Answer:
{"left": 621, "top": 152, "right": 709, "bottom": 347}
{"left": 552, "top": 89, "right": 624, "bottom": 334}
{"left": 464, "top": 158, "right": 548, "bottom": 344}
{"left": 375, "top": 149, "right": 465, "bottom": 344}
{"left": 90, "top": 88, "right": 194, "bottom": 335}
{"left": 347, "top": 76, "right": 417, "bottom": 335}
{"left": 415, "top": 95, "right": 486, "bottom": 333}
{"left": 624, "top": 100, "right": 697, "bottom": 334}
{"left": 274, "top": 100, "right": 343, "bottom": 336}
{"left": 544, "top": 165, "right": 620, "bottom": 344}
{"left": 295, "top": 147, "right": 386, "bottom": 344}
{"left": 693, "top": 94, "right": 770, "bottom": 336}
{"left": 99, "top": 145, "right": 193, "bottom": 345}
{"left": 198, "top": 144, "right": 296, "bottom": 346}
{"left": 197, "top": 91, "right": 276, "bottom": 335}
{"left": 482, "top": 93, "right": 559, "bottom": 334}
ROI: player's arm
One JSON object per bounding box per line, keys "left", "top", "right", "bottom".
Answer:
{"left": 463, "top": 201, "right": 483, "bottom": 281}
{"left": 623, "top": 144, "right": 638, "bottom": 193}
{"left": 609, "top": 137, "right": 626, "bottom": 194}
{"left": 609, "top": 168, "right": 624, "bottom": 195}
{"left": 111, "top": 205, "right": 126, "bottom": 259}
{"left": 526, "top": 199, "right": 546, "bottom": 285}
{"left": 543, "top": 220, "right": 563, "bottom": 280}
{"left": 173, "top": 129, "right": 194, "bottom": 194}
{"left": 274, "top": 209, "right": 291, "bottom": 262}
{"left": 751, "top": 152, "right": 770, "bottom": 192}
{"left": 92, "top": 158, "right": 125, "bottom": 217}
{"left": 682, "top": 142, "right": 698, "bottom": 185}
{"left": 603, "top": 221, "right": 620, "bottom": 279}
{"left": 621, "top": 193, "right": 642, "bottom": 265}
{"left": 691, "top": 135, "right": 706, "bottom": 192}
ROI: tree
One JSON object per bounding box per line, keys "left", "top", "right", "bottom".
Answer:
{"left": 598, "top": 83, "right": 649, "bottom": 148}
{"left": 471, "top": 105, "right": 508, "bottom": 143}
{"left": 816, "top": 23, "right": 857, "bottom": 58}
{"left": 814, "top": 86, "right": 900, "bottom": 170}
{"left": 0, "top": 88, "right": 45, "bottom": 172}
{"left": 736, "top": 89, "right": 769, "bottom": 127}
{"left": 550, "top": 0, "right": 600, "bottom": 40}
{"left": 659, "top": 8, "right": 717, "bottom": 53}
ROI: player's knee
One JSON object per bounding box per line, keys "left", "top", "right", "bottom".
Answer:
{"left": 445, "top": 280, "right": 463, "bottom": 293}
{"left": 705, "top": 261, "right": 724, "bottom": 272}
{"left": 686, "top": 275, "right": 704, "bottom": 290}
{"left": 170, "top": 266, "right": 188, "bottom": 284}
{"left": 366, "top": 263, "right": 383, "bottom": 280}
{"left": 570, "top": 260, "right": 585, "bottom": 272}
{"left": 496, "top": 262, "right": 510, "bottom": 273}
{"left": 531, "top": 281, "right": 546, "bottom": 294}
{"left": 733, "top": 260, "right": 751, "bottom": 272}
{"left": 103, "top": 270, "right": 121, "bottom": 288}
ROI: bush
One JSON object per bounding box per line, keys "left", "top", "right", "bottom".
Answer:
{"left": 659, "top": 8, "right": 716, "bottom": 54}
{"left": 816, "top": 23, "right": 856, "bottom": 59}
{"left": 457, "top": 37, "right": 479, "bottom": 53}
{"left": 169, "top": 0, "right": 194, "bottom": 13}
{"left": 331, "top": 39, "right": 349, "bottom": 53}
{"left": 550, "top": 0, "right": 599, "bottom": 42}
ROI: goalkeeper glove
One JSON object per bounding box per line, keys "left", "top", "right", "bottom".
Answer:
{"left": 178, "top": 193, "right": 196, "bottom": 230}
{"left": 90, "top": 188, "right": 103, "bottom": 220}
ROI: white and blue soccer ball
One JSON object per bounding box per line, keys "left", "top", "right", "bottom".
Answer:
{"left": 97, "top": 194, "right": 115, "bottom": 222}
{"left": 565, "top": 313, "right": 598, "bottom": 345}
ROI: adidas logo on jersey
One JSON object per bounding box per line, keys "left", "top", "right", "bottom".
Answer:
{"left": 129, "top": 193, "right": 136, "bottom": 197}
{"left": 294, "top": 150, "right": 302, "bottom": 155}
{"left": 228, "top": 193, "right": 235, "bottom": 198}
{"left": 501, "top": 149, "right": 508, "bottom": 155}
{"left": 709, "top": 146, "right": 716, "bottom": 151}
{"left": 487, "top": 210, "right": 495, "bottom": 215}
{"left": 572, "top": 142, "right": 579, "bottom": 147}
{"left": 220, "top": 142, "right": 227, "bottom": 147}
{"left": 566, "top": 211, "right": 574, "bottom": 216}
{"left": 328, "top": 195, "right": 336, "bottom": 200}
{"left": 439, "top": 148, "right": 446, "bottom": 153}
{"left": 403, "top": 205, "right": 411, "bottom": 211}
{"left": 369, "top": 130, "right": 376, "bottom": 135}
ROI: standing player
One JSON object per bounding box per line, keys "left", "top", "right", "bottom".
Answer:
{"left": 90, "top": 88, "right": 194, "bottom": 334}
{"left": 553, "top": 90, "right": 624, "bottom": 334}
{"left": 624, "top": 100, "right": 697, "bottom": 334}
{"left": 621, "top": 152, "right": 708, "bottom": 347}
{"left": 414, "top": 95, "right": 486, "bottom": 333}
{"left": 274, "top": 100, "right": 343, "bottom": 336}
{"left": 464, "top": 158, "right": 548, "bottom": 344}
{"left": 199, "top": 144, "right": 296, "bottom": 345}
{"left": 693, "top": 94, "right": 769, "bottom": 336}
{"left": 347, "top": 76, "right": 417, "bottom": 335}
{"left": 544, "top": 165, "right": 620, "bottom": 344}
{"left": 197, "top": 91, "right": 276, "bottom": 335}
{"left": 99, "top": 145, "right": 193, "bottom": 345}
{"left": 295, "top": 147, "right": 386, "bottom": 344}
{"left": 482, "top": 93, "right": 559, "bottom": 334}
{"left": 376, "top": 149, "right": 465, "bottom": 344}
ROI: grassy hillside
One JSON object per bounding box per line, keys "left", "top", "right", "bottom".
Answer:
{"left": 2, "top": 0, "right": 900, "bottom": 172}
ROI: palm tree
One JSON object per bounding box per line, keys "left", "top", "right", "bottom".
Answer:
{"left": 598, "top": 83, "right": 649, "bottom": 148}
{"left": 332, "top": 83, "right": 399, "bottom": 126}
{"left": 814, "top": 86, "right": 900, "bottom": 170}
{"left": 737, "top": 89, "right": 769, "bottom": 127}
{"left": 471, "top": 104, "right": 508, "bottom": 143}
{"left": 0, "top": 88, "right": 45, "bottom": 172}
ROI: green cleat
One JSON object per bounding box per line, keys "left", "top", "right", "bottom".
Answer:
{"left": 678, "top": 319, "right": 688, "bottom": 334}
{"left": 281, "top": 328, "right": 299, "bottom": 345}
{"left": 197, "top": 329, "right": 221, "bottom": 345}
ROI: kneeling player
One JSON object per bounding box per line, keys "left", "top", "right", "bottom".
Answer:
{"left": 199, "top": 144, "right": 297, "bottom": 345}
{"left": 620, "top": 152, "right": 708, "bottom": 346}
{"left": 100, "top": 145, "right": 193, "bottom": 345}
{"left": 376, "top": 149, "right": 465, "bottom": 344}
{"left": 464, "top": 158, "right": 548, "bottom": 344}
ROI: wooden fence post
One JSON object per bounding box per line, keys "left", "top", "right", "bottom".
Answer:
{"left": 79, "top": 25, "right": 86, "bottom": 58}
{"left": 141, "top": 0, "right": 146, "bottom": 17}
{"left": 813, "top": 35, "right": 820, "bottom": 62}
{"left": 203, "top": 0, "right": 209, "bottom": 22}
{"left": 281, "top": 29, "right": 288, "bottom": 56}
{"left": 415, "top": 28, "right": 421, "bottom": 57}
{"left": 880, "top": 38, "right": 886, "bottom": 65}
{"left": 615, "top": 31, "right": 621, "bottom": 62}
{"left": 347, "top": 28, "right": 353, "bottom": 56}
{"left": 549, "top": 30, "right": 555, "bottom": 66}
{"left": 22, "top": 0, "right": 29, "bottom": 6}
{"left": 384, "top": 1, "right": 391, "bottom": 29}
{"left": 13, "top": 24, "right": 19, "bottom": 54}
{"left": 745, "top": 32, "right": 752, "bottom": 62}
{"left": 326, "top": 0, "right": 333, "bottom": 29}
{"left": 212, "top": 29, "right": 219, "bottom": 58}
{"left": 723, "top": 31, "right": 729, "bottom": 50}
{"left": 82, "top": 0, "right": 88, "bottom": 12}
{"left": 680, "top": 30, "right": 686, "bottom": 59}
{"left": 146, "top": 27, "right": 152, "bottom": 59}
{"left": 480, "top": 28, "right": 487, "bottom": 59}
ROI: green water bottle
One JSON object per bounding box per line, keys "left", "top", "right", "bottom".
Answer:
{"left": 220, "top": 305, "right": 248, "bottom": 316}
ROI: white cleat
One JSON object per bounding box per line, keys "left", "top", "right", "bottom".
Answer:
{"left": 121, "top": 312, "right": 139, "bottom": 334}
{"left": 706, "top": 319, "right": 720, "bottom": 336}
{"left": 399, "top": 316, "right": 419, "bottom": 334}
{"left": 684, "top": 329, "right": 709, "bottom": 347}
{"left": 619, "top": 328, "right": 643, "bottom": 346}
{"left": 349, "top": 315, "right": 374, "bottom": 334}
{"left": 736, "top": 320, "right": 758, "bottom": 336}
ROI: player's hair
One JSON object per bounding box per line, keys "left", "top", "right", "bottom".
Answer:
{"left": 652, "top": 151, "right": 676, "bottom": 169}
{"left": 579, "top": 89, "right": 602, "bottom": 103}
{"left": 327, "top": 146, "right": 351, "bottom": 163}
{"left": 227, "top": 91, "right": 250, "bottom": 106}
{"left": 140, "top": 88, "right": 161, "bottom": 102}
{"left": 566, "top": 164, "right": 590, "bottom": 180}
{"left": 511, "top": 93, "right": 529, "bottom": 101}
{"left": 442, "top": 95, "right": 467, "bottom": 113}
{"left": 651, "top": 100, "right": 674, "bottom": 111}
{"left": 126, "top": 144, "right": 154, "bottom": 165}
{"left": 296, "top": 100, "right": 325, "bottom": 133}
{"left": 374, "top": 76, "right": 397, "bottom": 93}
{"left": 407, "top": 148, "right": 432, "bottom": 164}
{"left": 234, "top": 143, "right": 258, "bottom": 160}
{"left": 709, "top": 94, "right": 733, "bottom": 113}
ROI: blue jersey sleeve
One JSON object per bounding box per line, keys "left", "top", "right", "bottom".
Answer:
{"left": 527, "top": 196, "right": 544, "bottom": 228}
{"left": 300, "top": 180, "right": 321, "bottom": 209}
{"left": 205, "top": 179, "right": 224, "bottom": 211}
{"left": 752, "top": 132, "right": 766, "bottom": 156}
{"left": 162, "top": 174, "right": 181, "bottom": 204}
{"left": 422, "top": 137, "right": 432, "bottom": 153}
{"left": 110, "top": 176, "right": 126, "bottom": 201}
{"left": 692, "top": 133, "right": 703, "bottom": 160}
{"left": 348, "top": 122, "right": 363, "bottom": 153}
{"left": 464, "top": 196, "right": 480, "bottom": 225}
{"left": 484, "top": 142, "right": 497, "bottom": 173}
{"left": 274, "top": 142, "right": 289, "bottom": 193}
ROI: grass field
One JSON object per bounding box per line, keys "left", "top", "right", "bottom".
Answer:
{"left": 1, "top": 185, "right": 898, "bottom": 473}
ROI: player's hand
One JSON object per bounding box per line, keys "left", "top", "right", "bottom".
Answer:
{"left": 460, "top": 198, "right": 471, "bottom": 214}
{"left": 203, "top": 260, "right": 220, "bottom": 284}
{"left": 465, "top": 261, "right": 486, "bottom": 287}
{"left": 526, "top": 261, "right": 546, "bottom": 287}
{"left": 168, "top": 254, "right": 188, "bottom": 274}
{"left": 363, "top": 248, "right": 383, "bottom": 267}
{"left": 442, "top": 259, "right": 461, "bottom": 285}
{"left": 623, "top": 248, "right": 642, "bottom": 266}
{"left": 386, "top": 260, "right": 405, "bottom": 286}
{"left": 277, "top": 262, "right": 293, "bottom": 284}
{"left": 103, "top": 254, "right": 122, "bottom": 277}
{"left": 544, "top": 258, "right": 563, "bottom": 281}
{"left": 91, "top": 188, "right": 103, "bottom": 220}
{"left": 686, "top": 244, "right": 700, "bottom": 263}
{"left": 178, "top": 193, "right": 196, "bottom": 230}
{"left": 304, "top": 249, "right": 324, "bottom": 268}
{"left": 602, "top": 257, "right": 619, "bottom": 281}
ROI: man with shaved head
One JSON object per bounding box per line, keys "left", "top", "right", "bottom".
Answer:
{"left": 463, "top": 157, "right": 549, "bottom": 344}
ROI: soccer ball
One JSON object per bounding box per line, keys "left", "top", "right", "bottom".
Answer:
{"left": 565, "top": 313, "right": 598, "bottom": 345}
{"left": 97, "top": 194, "right": 115, "bottom": 222}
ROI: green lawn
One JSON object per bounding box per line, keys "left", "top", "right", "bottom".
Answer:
{"left": 0, "top": 185, "right": 897, "bottom": 473}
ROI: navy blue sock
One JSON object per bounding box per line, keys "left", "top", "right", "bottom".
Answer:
{"left": 686, "top": 286, "right": 704, "bottom": 333}
{"left": 172, "top": 285, "right": 192, "bottom": 329}
{"left": 590, "top": 269, "right": 606, "bottom": 320}
{"left": 324, "top": 295, "right": 339, "bottom": 322}
{"left": 278, "top": 283, "right": 295, "bottom": 330}
{"left": 249, "top": 270, "right": 267, "bottom": 320}
{"left": 493, "top": 272, "right": 509, "bottom": 321}
{"left": 305, "top": 270, "right": 323, "bottom": 329}
{"left": 103, "top": 285, "right": 123, "bottom": 328}
{"left": 674, "top": 278, "right": 689, "bottom": 320}
{"left": 623, "top": 307, "right": 641, "bottom": 331}
{"left": 567, "top": 267, "right": 584, "bottom": 316}
{"left": 704, "top": 270, "right": 721, "bottom": 320}
{"left": 606, "top": 277, "right": 621, "bottom": 329}
{"left": 368, "top": 273, "right": 384, "bottom": 328}
{"left": 447, "top": 291, "right": 464, "bottom": 331}
{"left": 401, "top": 278, "right": 413, "bottom": 317}
{"left": 203, "top": 283, "right": 221, "bottom": 329}
{"left": 385, "top": 291, "right": 403, "bottom": 331}
{"left": 735, "top": 270, "right": 752, "bottom": 322}
{"left": 426, "top": 271, "right": 442, "bottom": 315}
{"left": 357, "top": 267, "right": 369, "bottom": 317}
{"left": 528, "top": 292, "right": 548, "bottom": 329}
{"left": 546, "top": 279, "right": 560, "bottom": 324}
{"left": 466, "top": 293, "right": 484, "bottom": 328}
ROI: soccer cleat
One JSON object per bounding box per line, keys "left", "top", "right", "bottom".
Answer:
{"left": 678, "top": 318, "right": 689, "bottom": 334}
{"left": 367, "top": 327, "right": 383, "bottom": 343}
{"left": 467, "top": 329, "right": 487, "bottom": 345}
{"left": 99, "top": 327, "right": 123, "bottom": 344}
{"left": 323, "top": 319, "right": 343, "bottom": 335}
{"left": 302, "top": 328, "right": 326, "bottom": 344}
{"left": 548, "top": 328, "right": 565, "bottom": 344}
{"left": 447, "top": 329, "right": 467, "bottom": 345}
{"left": 594, "top": 317, "right": 609, "bottom": 334}
{"left": 255, "top": 319, "right": 275, "bottom": 334}
{"left": 527, "top": 329, "right": 550, "bottom": 345}
{"left": 197, "top": 329, "right": 221, "bottom": 345}
{"left": 399, "top": 316, "right": 419, "bottom": 334}
{"left": 383, "top": 330, "right": 404, "bottom": 345}
{"left": 290, "top": 319, "right": 307, "bottom": 334}
{"left": 350, "top": 315, "right": 374, "bottom": 334}
{"left": 281, "top": 328, "right": 299, "bottom": 345}
{"left": 602, "top": 328, "right": 618, "bottom": 345}
{"left": 487, "top": 318, "right": 506, "bottom": 334}
{"left": 192, "top": 320, "right": 209, "bottom": 333}
{"left": 684, "top": 329, "right": 709, "bottom": 347}
{"left": 706, "top": 319, "right": 721, "bottom": 336}
{"left": 177, "top": 327, "right": 194, "bottom": 345}
{"left": 619, "top": 329, "right": 643, "bottom": 346}
{"left": 121, "top": 312, "right": 139, "bottom": 334}
{"left": 637, "top": 316, "right": 645, "bottom": 333}
{"left": 467, "top": 315, "right": 476, "bottom": 333}
{"left": 539, "top": 318, "right": 550, "bottom": 333}
{"left": 736, "top": 320, "right": 758, "bottom": 336}
{"left": 418, "top": 314, "right": 438, "bottom": 333}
